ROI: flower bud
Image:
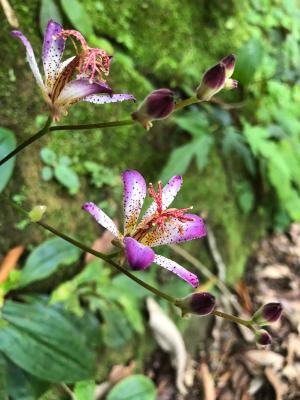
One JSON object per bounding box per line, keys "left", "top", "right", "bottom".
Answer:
{"left": 28, "top": 205, "right": 47, "bottom": 222}
{"left": 221, "top": 54, "right": 236, "bottom": 78}
{"left": 131, "top": 88, "right": 175, "bottom": 130}
{"left": 252, "top": 302, "right": 283, "bottom": 326}
{"left": 255, "top": 329, "right": 272, "bottom": 346}
{"left": 196, "top": 63, "right": 226, "bottom": 101}
{"left": 175, "top": 292, "right": 216, "bottom": 316}
{"left": 224, "top": 79, "right": 238, "bottom": 90}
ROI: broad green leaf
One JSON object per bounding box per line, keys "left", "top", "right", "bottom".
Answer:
{"left": 60, "top": 0, "right": 93, "bottom": 37}
{"left": 6, "top": 360, "right": 49, "bottom": 400}
{"left": 160, "top": 142, "right": 195, "bottom": 182}
{"left": 41, "top": 166, "right": 53, "bottom": 181}
{"left": 0, "top": 354, "right": 8, "bottom": 400}
{"left": 235, "top": 38, "right": 264, "bottom": 85}
{"left": 40, "top": 148, "right": 57, "bottom": 166}
{"left": 19, "top": 237, "right": 81, "bottom": 287}
{"left": 74, "top": 380, "right": 95, "bottom": 400}
{"left": 54, "top": 164, "right": 80, "bottom": 194}
{"left": 235, "top": 181, "right": 255, "bottom": 214}
{"left": 0, "top": 127, "right": 16, "bottom": 192}
{"left": 107, "top": 375, "right": 156, "bottom": 400}
{"left": 194, "top": 135, "right": 214, "bottom": 171}
{"left": 175, "top": 110, "right": 209, "bottom": 138}
{"left": 40, "top": 0, "right": 62, "bottom": 34}
{"left": 0, "top": 301, "right": 98, "bottom": 382}
{"left": 223, "top": 128, "right": 255, "bottom": 175}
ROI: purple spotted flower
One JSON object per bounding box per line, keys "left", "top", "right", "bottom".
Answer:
{"left": 11, "top": 20, "right": 134, "bottom": 121}
{"left": 83, "top": 170, "right": 206, "bottom": 287}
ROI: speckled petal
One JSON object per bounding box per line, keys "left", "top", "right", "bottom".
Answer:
{"left": 122, "top": 170, "right": 147, "bottom": 235}
{"left": 142, "top": 175, "right": 182, "bottom": 220}
{"left": 83, "top": 202, "right": 121, "bottom": 239}
{"left": 154, "top": 254, "right": 199, "bottom": 288}
{"left": 11, "top": 31, "right": 45, "bottom": 91}
{"left": 124, "top": 237, "right": 155, "bottom": 270}
{"left": 83, "top": 93, "right": 136, "bottom": 104}
{"left": 42, "top": 20, "right": 65, "bottom": 90}
{"left": 141, "top": 214, "right": 206, "bottom": 247}
{"left": 55, "top": 79, "right": 112, "bottom": 106}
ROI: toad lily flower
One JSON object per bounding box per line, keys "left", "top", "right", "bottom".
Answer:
{"left": 83, "top": 170, "right": 206, "bottom": 287}
{"left": 11, "top": 20, "right": 135, "bottom": 121}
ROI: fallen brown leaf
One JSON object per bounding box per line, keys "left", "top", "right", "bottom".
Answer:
{"left": 198, "top": 360, "right": 216, "bottom": 400}
{"left": 85, "top": 229, "right": 115, "bottom": 264}
{"left": 0, "top": 245, "right": 24, "bottom": 283}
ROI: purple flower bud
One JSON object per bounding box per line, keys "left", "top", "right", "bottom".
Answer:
{"left": 124, "top": 237, "right": 155, "bottom": 270}
{"left": 221, "top": 54, "right": 236, "bottom": 78}
{"left": 252, "top": 302, "right": 283, "bottom": 325}
{"left": 131, "top": 88, "right": 175, "bottom": 130}
{"left": 175, "top": 292, "right": 216, "bottom": 316}
{"left": 196, "top": 63, "right": 226, "bottom": 101}
{"left": 255, "top": 329, "right": 272, "bottom": 346}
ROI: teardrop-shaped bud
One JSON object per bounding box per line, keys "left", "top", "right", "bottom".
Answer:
{"left": 131, "top": 88, "right": 175, "bottom": 130}
{"left": 255, "top": 329, "right": 272, "bottom": 346}
{"left": 175, "top": 292, "right": 216, "bottom": 316}
{"left": 221, "top": 54, "right": 236, "bottom": 78}
{"left": 252, "top": 302, "right": 283, "bottom": 326}
{"left": 28, "top": 205, "right": 47, "bottom": 222}
{"left": 196, "top": 63, "right": 226, "bottom": 101}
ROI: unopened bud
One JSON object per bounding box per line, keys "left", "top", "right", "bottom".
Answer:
{"left": 132, "top": 88, "right": 175, "bottom": 130}
{"left": 255, "top": 329, "right": 272, "bottom": 346}
{"left": 224, "top": 79, "right": 238, "bottom": 90}
{"left": 252, "top": 302, "right": 283, "bottom": 326}
{"left": 29, "top": 205, "right": 47, "bottom": 222}
{"left": 221, "top": 54, "right": 236, "bottom": 78}
{"left": 175, "top": 292, "right": 216, "bottom": 316}
{"left": 196, "top": 63, "right": 226, "bottom": 101}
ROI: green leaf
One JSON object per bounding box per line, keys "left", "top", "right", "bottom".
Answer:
{"left": 74, "top": 380, "right": 96, "bottom": 400}
{"left": 174, "top": 110, "right": 210, "bottom": 139}
{"left": 222, "top": 128, "right": 255, "bottom": 175}
{"left": 194, "top": 135, "right": 214, "bottom": 171}
{"left": 40, "top": 148, "right": 57, "bottom": 166}
{"left": 6, "top": 360, "right": 49, "bottom": 400}
{"left": 40, "top": 0, "right": 62, "bottom": 34}
{"left": 0, "top": 127, "right": 16, "bottom": 192}
{"left": 54, "top": 164, "right": 80, "bottom": 194}
{"left": 41, "top": 166, "right": 53, "bottom": 181}
{"left": 60, "top": 0, "right": 93, "bottom": 37}
{"left": 160, "top": 142, "right": 195, "bottom": 182}
{"left": 107, "top": 375, "right": 156, "bottom": 400}
{"left": 0, "top": 301, "right": 98, "bottom": 383}
{"left": 19, "top": 237, "right": 81, "bottom": 287}
{"left": 235, "top": 181, "right": 255, "bottom": 214}
{"left": 0, "top": 354, "right": 8, "bottom": 400}
{"left": 235, "top": 38, "right": 264, "bottom": 85}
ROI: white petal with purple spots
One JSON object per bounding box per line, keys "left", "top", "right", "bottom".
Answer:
{"left": 142, "top": 175, "right": 183, "bottom": 220}
{"left": 42, "top": 20, "right": 65, "bottom": 90}
{"left": 83, "top": 93, "right": 135, "bottom": 104}
{"left": 83, "top": 202, "right": 121, "bottom": 239}
{"left": 154, "top": 254, "right": 199, "bottom": 288}
{"left": 11, "top": 31, "right": 45, "bottom": 91}
{"left": 141, "top": 214, "right": 206, "bottom": 247}
{"left": 122, "top": 170, "right": 147, "bottom": 235}
{"left": 56, "top": 79, "right": 112, "bottom": 106}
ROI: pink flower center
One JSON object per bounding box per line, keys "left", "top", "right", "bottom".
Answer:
{"left": 57, "top": 29, "right": 111, "bottom": 83}
{"left": 133, "top": 181, "right": 194, "bottom": 240}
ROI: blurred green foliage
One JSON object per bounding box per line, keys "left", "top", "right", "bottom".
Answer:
{"left": 0, "top": 0, "right": 300, "bottom": 398}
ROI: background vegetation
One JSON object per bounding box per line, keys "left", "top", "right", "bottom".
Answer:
{"left": 0, "top": 0, "right": 299, "bottom": 398}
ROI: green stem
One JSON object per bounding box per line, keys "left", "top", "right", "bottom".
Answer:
{"left": 51, "top": 119, "right": 134, "bottom": 132}
{"left": 212, "top": 309, "right": 254, "bottom": 329}
{"left": 0, "top": 116, "right": 52, "bottom": 166}
{"left": 174, "top": 96, "right": 200, "bottom": 111}
{"left": 2, "top": 195, "right": 175, "bottom": 304}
